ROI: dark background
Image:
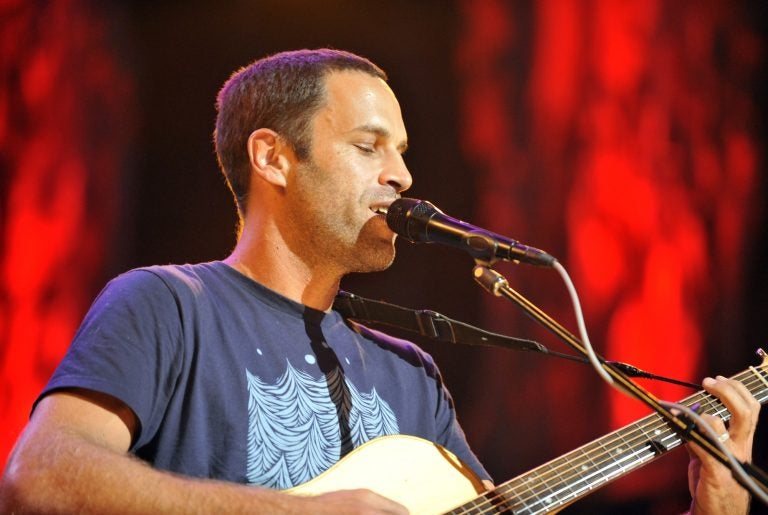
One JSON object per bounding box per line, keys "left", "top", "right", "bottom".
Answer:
{"left": 2, "top": 1, "right": 767, "bottom": 512}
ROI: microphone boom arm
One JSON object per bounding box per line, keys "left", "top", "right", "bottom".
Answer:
{"left": 472, "top": 264, "right": 768, "bottom": 495}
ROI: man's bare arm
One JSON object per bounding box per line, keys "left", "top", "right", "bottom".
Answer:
{"left": 0, "top": 391, "right": 407, "bottom": 514}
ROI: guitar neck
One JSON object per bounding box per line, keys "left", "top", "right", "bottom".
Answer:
{"left": 450, "top": 359, "right": 768, "bottom": 514}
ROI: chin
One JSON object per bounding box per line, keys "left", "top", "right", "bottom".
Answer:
{"left": 355, "top": 257, "right": 395, "bottom": 274}
{"left": 350, "top": 244, "right": 396, "bottom": 273}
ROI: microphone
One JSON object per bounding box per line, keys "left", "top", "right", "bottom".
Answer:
{"left": 386, "top": 198, "right": 556, "bottom": 267}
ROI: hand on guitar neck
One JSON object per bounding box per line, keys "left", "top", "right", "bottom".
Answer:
{"left": 686, "top": 375, "right": 761, "bottom": 515}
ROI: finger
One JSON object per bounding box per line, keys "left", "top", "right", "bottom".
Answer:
{"left": 687, "top": 413, "right": 726, "bottom": 458}
{"left": 685, "top": 413, "right": 745, "bottom": 485}
{"left": 712, "top": 375, "right": 759, "bottom": 410}
{"left": 701, "top": 377, "right": 760, "bottom": 464}
{"left": 702, "top": 376, "right": 760, "bottom": 440}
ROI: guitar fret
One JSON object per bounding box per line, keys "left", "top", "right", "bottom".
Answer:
{"left": 653, "top": 421, "right": 683, "bottom": 453}
{"left": 537, "top": 452, "right": 602, "bottom": 508}
{"left": 557, "top": 453, "right": 581, "bottom": 499}
{"left": 500, "top": 467, "right": 548, "bottom": 514}
{"left": 448, "top": 358, "right": 768, "bottom": 514}
{"left": 594, "top": 436, "right": 625, "bottom": 480}
{"left": 553, "top": 448, "right": 610, "bottom": 505}
{"left": 543, "top": 443, "right": 606, "bottom": 504}
{"left": 750, "top": 365, "right": 768, "bottom": 389}
{"left": 525, "top": 462, "right": 564, "bottom": 512}
{"left": 540, "top": 461, "right": 574, "bottom": 507}
{"left": 504, "top": 427, "right": 656, "bottom": 513}
{"left": 581, "top": 441, "right": 610, "bottom": 486}
{"left": 488, "top": 410, "right": 715, "bottom": 513}
{"left": 705, "top": 395, "right": 727, "bottom": 419}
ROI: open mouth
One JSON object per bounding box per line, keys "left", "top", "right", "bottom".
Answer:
{"left": 371, "top": 205, "right": 388, "bottom": 216}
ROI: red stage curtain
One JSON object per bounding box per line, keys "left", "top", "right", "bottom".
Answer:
{"left": 0, "top": 0, "right": 133, "bottom": 471}
{"left": 456, "top": 0, "right": 761, "bottom": 505}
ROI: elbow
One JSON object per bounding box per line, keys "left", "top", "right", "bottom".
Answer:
{"left": 0, "top": 479, "right": 24, "bottom": 513}
{"left": 1, "top": 458, "right": 31, "bottom": 511}
{"left": 0, "top": 446, "right": 53, "bottom": 512}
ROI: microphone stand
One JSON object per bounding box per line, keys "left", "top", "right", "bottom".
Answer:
{"left": 472, "top": 263, "right": 768, "bottom": 494}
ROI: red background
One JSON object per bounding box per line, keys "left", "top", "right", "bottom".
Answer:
{"left": 2, "top": 1, "right": 767, "bottom": 512}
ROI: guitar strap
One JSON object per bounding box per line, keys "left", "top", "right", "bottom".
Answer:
{"left": 333, "top": 290, "right": 547, "bottom": 353}
{"left": 333, "top": 291, "right": 703, "bottom": 389}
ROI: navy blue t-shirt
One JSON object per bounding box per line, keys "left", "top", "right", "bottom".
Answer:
{"left": 41, "top": 262, "right": 489, "bottom": 488}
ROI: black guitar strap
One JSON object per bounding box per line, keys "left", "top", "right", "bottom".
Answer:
{"left": 333, "top": 290, "right": 547, "bottom": 353}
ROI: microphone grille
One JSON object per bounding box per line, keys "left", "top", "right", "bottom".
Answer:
{"left": 386, "top": 198, "right": 435, "bottom": 241}
{"left": 385, "top": 198, "right": 414, "bottom": 237}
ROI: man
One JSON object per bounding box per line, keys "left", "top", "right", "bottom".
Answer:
{"left": 0, "top": 49, "right": 760, "bottom": 514}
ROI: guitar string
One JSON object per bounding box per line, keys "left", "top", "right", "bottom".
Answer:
{"left": 447, "top": 367, "right": 767, "bottom": 515}
{"left": 450, "top": 412, "right": 694, "bottom": 515}
{"left": 460, "top": 371, "right": 767, "bottom": 515}
{"left": 489, "top": 368, "right": 767, "bottom": 513}
{"left": 452, "top": 407, "right": 703, "bottom": 515}
{"left": 451, "top": 374, "right": 765, "bottom": 515}
{"left": 454, "top": 370, "right": 767, "bottom": 515}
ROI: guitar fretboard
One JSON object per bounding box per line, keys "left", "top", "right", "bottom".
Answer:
{"left": 448, "top": 361, "right": 768, "bottom": 514}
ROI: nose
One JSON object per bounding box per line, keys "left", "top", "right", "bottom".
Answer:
{"left": 380, "top": 153, "right": 413, "bottom": 193}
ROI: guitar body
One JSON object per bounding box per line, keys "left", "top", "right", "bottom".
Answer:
{"left": 287, "top": 434, "right": 487, "bottom": 514}
{"left": 287, "top": 353, "right": 768, "bottom": 514}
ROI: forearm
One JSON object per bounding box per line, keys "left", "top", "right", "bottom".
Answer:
{"left": 1, "top": 429, "right": 304, "bottom": 514}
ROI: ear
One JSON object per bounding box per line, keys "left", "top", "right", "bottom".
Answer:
{"left": 246, "top": 128, "right": 295, "bottom": 188}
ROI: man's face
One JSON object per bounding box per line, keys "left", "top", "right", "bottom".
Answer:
{"left": 285, "top": 70, "right": 412, "bottom": 274}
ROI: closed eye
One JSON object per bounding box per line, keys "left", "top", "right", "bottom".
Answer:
{"left": 354, "top": 144, "right": 375, "bottom": 154}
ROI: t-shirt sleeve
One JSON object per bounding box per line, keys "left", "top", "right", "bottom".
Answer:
{"left": 38, "top": 269, "right": 184, "bottom": 449}
{"left": 430, "top": 360, "right": 493, "bottom": 483}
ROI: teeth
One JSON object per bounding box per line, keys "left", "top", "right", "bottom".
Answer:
{"left": 373, "top": 206, "right": 388, "bottom": 215}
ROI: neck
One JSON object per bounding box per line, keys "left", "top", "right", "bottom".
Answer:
{"left": 224, "top": 225, "right": 342, "bottom": 312}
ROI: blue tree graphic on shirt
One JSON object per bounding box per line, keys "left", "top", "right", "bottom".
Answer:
{"left": 357, "top": 387, "right": 399, "bottom": 442}
{"left": 245, "top": 360, "right": 399, "bottom": 488}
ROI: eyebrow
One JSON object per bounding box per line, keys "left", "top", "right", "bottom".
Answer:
{"left": 350, "top": 124, "right": 409, "bottom": 153}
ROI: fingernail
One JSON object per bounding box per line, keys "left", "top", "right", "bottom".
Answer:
{"left": 703, "top": 377, "right": 717, "bottom": 387}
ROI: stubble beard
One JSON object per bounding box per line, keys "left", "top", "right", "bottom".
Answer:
{"left": 347, "top": 228, "right": 397, "bottom": 274}
{"left": 290, "top": 160, "right": 397, "bottom": 276}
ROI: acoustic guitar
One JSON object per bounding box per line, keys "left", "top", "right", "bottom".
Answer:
{"left": 290, "top": 352, "right": 768, "bottom": 514}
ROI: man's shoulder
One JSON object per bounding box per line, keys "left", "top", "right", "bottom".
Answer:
{"left": 347, "top": 321, "right": 437, "bottom": 371}
{"left": 88, "top": 262, "right": 234, "bottom": 312}
{"left": 111, "top": 261, "right": 226, "bottom": 292}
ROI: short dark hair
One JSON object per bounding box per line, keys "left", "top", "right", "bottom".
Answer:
{"left": 214, "top": 49, "right": 387, "bottom": 218}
